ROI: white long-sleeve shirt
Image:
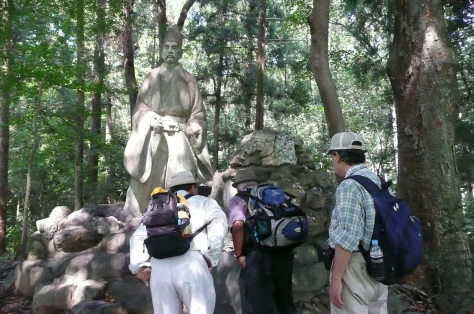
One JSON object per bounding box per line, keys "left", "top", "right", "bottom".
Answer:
{"left": 129, "top": 190, "right": 228, "bottom": 274}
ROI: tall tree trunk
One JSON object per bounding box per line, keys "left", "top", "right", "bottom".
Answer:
{"left": 243, "top": 0, "right": 257, "bottom": 131}
{"left": 88, "top": 0, "right": 106, "bottom": 204}
{"left": 18, "top": 100, "right": 41, "bottom": 257}
{"left": 123, "top": 0, "right": 138, "bottom": 116}
{"left": 387, "top": 0, "right": 472, "bottom": 310}
{"left": 308, "top": 0, "right": 345, "bottom": 137}
{"left": 212, "top": 54, "right": 224, "bottom": 170}
{"left": 103, "top": 96, "right": 113, "bottom": 203}
{"left": 177, "top": 0, "right": 196, "bottom": 29}
{"left": 74, "top": 0, "right": 86, "bottom": 210}
{"left": 0, "top": 0, "right": 13, "bottom": 253}
{"left": 255, "top": 0, "right": 266, "bottom": 130}
{"left": 105, "top": 96, "right": 113, "bottom": 143}
{"left": 155, "top": 0, "right": 166, "bottom": 65}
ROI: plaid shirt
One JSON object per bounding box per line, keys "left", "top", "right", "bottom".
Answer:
{"left": 328, "top": 164, "right": 381, "bottom": 252}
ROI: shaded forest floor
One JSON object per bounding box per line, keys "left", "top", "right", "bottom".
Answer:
{"left": 0, "top": 292, "right": 32, "bottom": 314}
{"left": 1, "top": 259, "right": 438, "bottom": 314}
{"left": 0, "top": 260, "right": 32, "bottom": 314}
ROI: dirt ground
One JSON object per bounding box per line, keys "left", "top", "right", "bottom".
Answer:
{"left": 0, "top": 292, "right": 32, "bottom": 314}
{"left": 0, "top": 260, "right": 32, "bottom": 314}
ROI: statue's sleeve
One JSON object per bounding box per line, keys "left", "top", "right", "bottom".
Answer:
{"left": 185, "top": 77, "right": 207, "bottom": 152}
{"left": 123, "top": 71, "right": 157, "bottom": 182}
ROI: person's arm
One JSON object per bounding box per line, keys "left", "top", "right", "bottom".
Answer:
{"left": 227, "top": 195, "right": 248, "bottom": 268}
{"left": 203, "top": 198, "right": 228, "bottom": 268}
{"left": 136, "top": 266, "right": 152, "bottom": 287}
{"left": 129, "top": 224, "right": 152, "bottom": 275}
{"left": 329, "top": 245, "right": 352, "bottom": 308}
{"left": 231, "top": 220, "right": 246, "bottom": 268}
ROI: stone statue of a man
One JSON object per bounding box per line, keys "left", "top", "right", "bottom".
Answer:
{"left": 123, "top": 25, "right": 214, "bottom": 216}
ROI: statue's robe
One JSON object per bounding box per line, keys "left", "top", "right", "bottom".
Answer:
{"left": 123, "top": 64, "right": 214, "bottom": 216}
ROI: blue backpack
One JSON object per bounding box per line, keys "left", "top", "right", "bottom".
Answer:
{"left": 238, "top": 183, "right": 308, "bottom": 250}
{"left": 347, "top": 175, "right": 423, "bottom": 285}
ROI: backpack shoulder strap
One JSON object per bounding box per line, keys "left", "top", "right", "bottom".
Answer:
{"left": 191, "top": 222, "right": 209, "bottom": 238}
{"left": 184, "top": 193, "right": 196, "bottom": 199}
{"left": 236, "top": 191, "right": 263, "bottom": 205}
{"left": 345, "top": 175, "right": 380, "bottom": 197}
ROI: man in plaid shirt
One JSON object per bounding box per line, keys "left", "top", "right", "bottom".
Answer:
{"left": 327, "top": 132, "right": 388, "bottom": 314}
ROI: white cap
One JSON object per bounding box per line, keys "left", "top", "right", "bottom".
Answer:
{"left": 328, "top": 131, "right": 365, "bottom": 153}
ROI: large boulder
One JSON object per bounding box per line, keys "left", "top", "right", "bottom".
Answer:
{"left": 230, "top": 130, "right": 297, "bottom": 167}
{"left": 16, "top": 205, "right": 143, "bottom": 313}
{"left": 53, "top": 226, "right": 102, "bottom": 252}
{"left": 36, "top": 206, "right": 72, "bottom": 240}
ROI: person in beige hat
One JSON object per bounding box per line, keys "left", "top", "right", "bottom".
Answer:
{"left": 327, "top": 132, "right": 388, "bottom": 313}
{"left": 228, "top": 167, "right": 296, "bottom": 314}
{"left": 129, "top": 171, "right": 227, "bottom": 314}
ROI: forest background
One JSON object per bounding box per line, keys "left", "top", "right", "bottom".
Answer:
{"left": 0, "top": 0, "right": 473, "bottom": 312}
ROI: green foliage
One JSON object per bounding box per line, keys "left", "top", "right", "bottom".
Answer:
{"left": 6, "top": 215, "right": 22, "bottom": 254}
{"left": 465, "top": 196, "right": 474, "bottom": 254}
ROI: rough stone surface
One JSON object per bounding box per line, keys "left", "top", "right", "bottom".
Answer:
{"left": 53, "top": 226, "right": 102, "bottom": 252}
{"left": 97, "top": 232, "right": 130, "bottom": 253}
{"left": 108, "top": 278, "right": 153, "bottom": 314}
{"left": 32, "top": 281, "right": 75, "bottom": 313}
{"left": 26, "top": 233, "right": 49, "bottom": 260}
{"left": 293, "top": 258, "right": 328, "bottom": 293}
{"left": 72, "top": 279, "right": 108, "bottom": 305}
{"left": 304, "top": 186, "right": 326, "bottom": 209}
{"left": 230, "top": 130, "right": 297, "bottom": 167}
{"left": 72, "top": 300, "right": 128, "bottom": 314}
{"left": 89, "top": 252, "right": 130, "bottom": 279}
{"left": 306, "top": 209, "right": 329, "bottom": 238}
{"left": 36, "top": 206, "right": 71, "bottom": 240}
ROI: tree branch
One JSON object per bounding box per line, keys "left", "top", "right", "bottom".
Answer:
{"left": 177, "top": 0, "right": 196, "bottom": 29}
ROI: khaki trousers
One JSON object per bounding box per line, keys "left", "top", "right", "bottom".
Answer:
{"left": 331, "top": 252, "right": 388, "bottom": 314}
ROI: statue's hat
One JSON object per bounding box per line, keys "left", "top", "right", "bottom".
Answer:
{"left": 163, "top": 25, "right": 183, "bottom": 46}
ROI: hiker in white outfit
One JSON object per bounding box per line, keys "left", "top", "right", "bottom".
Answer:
{"left": 129, "top": 171, "right": 228, "bottom": 314}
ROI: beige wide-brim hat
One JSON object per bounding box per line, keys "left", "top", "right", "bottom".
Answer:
{"left": 166, "top": 171, "right": 201, "bottom": 189}
{"left": 232, "top": 167, "right": 259, "bottom": 188}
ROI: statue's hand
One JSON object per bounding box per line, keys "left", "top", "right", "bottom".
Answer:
{"left": 150, "top": 113, "right": 162, "bottom": 131}
{"left": 185, "top": 124, "right": 204, "bottom": 151}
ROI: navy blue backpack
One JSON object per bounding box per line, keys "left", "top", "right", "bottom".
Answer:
{"left": 347, "top": 175, "right": 423, "bottom": 285}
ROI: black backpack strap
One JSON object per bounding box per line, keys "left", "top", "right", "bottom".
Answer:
{"left": 184, "top": 193, "right": 196, "bottom": 199}
{"left": 191, "top": 221, "right": 210, "bottom": 238}
{"left": 345, "top": 175, "right": 381, "bottom": 196}
{"left": 236, "top": 191, "right": 250, "bottom": 199}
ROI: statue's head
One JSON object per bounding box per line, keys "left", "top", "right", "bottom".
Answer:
{"left": 162, "top": 25, "right": 183, "bottom": 64}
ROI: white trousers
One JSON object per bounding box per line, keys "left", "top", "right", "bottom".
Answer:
{"left": 331, "top": 252, "right": 388, "bottom": 314}
{"left": 150, "top": 250, "right": 215, "bottom": 314}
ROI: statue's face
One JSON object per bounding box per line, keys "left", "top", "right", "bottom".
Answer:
{"left": 162, "top": 41, "right": 182, "bottom": 64}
